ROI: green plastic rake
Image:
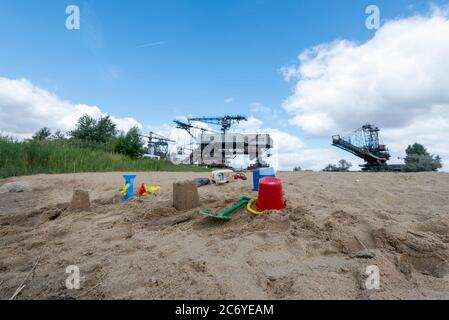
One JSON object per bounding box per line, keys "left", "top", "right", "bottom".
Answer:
{"left": 199, "top": 196, "right": 252, "bottom": 221}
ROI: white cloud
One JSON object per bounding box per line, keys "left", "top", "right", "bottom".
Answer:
{"left": 249, "top": 102, "right": 284, "bottom": 126}
{"left": 282, "top": 10, "right": 449, "bottom": 170}
{"left": 383, "top": 107, "right": 449, "bottom": 168}
{"left": 225, "top": 97, "right": 234, "bottom": 103}
{"left": 0, "top": 77, "right": 142, "bottom": 138}
{"left": 250, "top": 102, "right": 271, "bottom": 114}
{"left": 279, "top": 65, "right": 299, "bottom": 82}
{"left": 111, "top": 117, "right": 143, "bottom": 132}
{"left": 232, "top": 116, "right": 343, "bottom": 171}
{"left": 234, "top": 115, "right": 263, "bottom": 131}
{"left": 286, "top": 148, "right": 344, "bottom": 171}
{"left": 136, "top": 41, "right": 168, "bottom": 49}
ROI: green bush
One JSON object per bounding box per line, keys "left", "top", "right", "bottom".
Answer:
{"left": 114, "top": 127, "right": 145, "bottom": 159}
{"left": 403, "top": 143, "right": 442, "bottom": 172}
{"left": 323, "top": 159, "right": 352, "bottom": 172}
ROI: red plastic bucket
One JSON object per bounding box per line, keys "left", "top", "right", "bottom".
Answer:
{"left": 257, "top": 177, "right": 286, "bottom": 211}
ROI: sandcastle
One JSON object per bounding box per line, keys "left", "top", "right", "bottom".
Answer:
{"left": 173, "top": 180, "right": 200, "bottom": 211}
{"left": 68, "top": 189, "right": 91, "bottom": 212}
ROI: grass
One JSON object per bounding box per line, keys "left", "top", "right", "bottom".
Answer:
{"left": 0, "top": 137, "right": 209, "bottom": 179}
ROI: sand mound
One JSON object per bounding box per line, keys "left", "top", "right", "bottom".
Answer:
{"left": 68, "top": 189, "right": 91, "bottom": 212}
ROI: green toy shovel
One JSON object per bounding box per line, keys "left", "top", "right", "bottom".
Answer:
{"left": 199, "top": 196, "right": 251, "bottom": 221}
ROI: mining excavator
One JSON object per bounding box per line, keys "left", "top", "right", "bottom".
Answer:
{"left": 332, "top": 124, "right": 403, "bottom": 171}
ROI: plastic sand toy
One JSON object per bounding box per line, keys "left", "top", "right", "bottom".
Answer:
{"left": 257, "top": 177, "right": 286, "bottom": 211}
{"left": 138, "top": 183, "right": 161, "bottom": 196}
{"left": 246, "top": 198, "right": 264, "bottom": 215}
{"left": 234, "top": 172, "right": 247, "bottom": 181}
{"left": 252, "top": 167, "right": 275, "bottom": 192}
{"left": 247, "top": 177, "right": 287, "bottom": 215}
{"left": 211, "top": 169, "right": 234, "bottom": 184}
{"left": 199, "top": 196, "right": 252, "bottom": 220}
{"left": 121, "top": 175, "right": 136, "bottom": 201}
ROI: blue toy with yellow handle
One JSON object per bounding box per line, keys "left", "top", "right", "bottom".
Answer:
{"left": 120, "top": 175, "right": 136, "bottom": 201}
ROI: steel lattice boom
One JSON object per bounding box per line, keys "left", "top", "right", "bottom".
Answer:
{"left": 140, "top": 132, "right": 175, "bottom": 160}
{"left": 332, "top": 124, "right": 395, "bottom": 171}
{"left": 188, "top": 115, "right": 247, "bottom": 134}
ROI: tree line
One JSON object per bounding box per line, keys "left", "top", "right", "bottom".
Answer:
{"left": 32, "top": 115, "right": 146, "bottom": 159}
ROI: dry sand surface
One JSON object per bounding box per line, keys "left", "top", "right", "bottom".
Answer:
{"left": 1, "top": 171, "right": 449, "bottom": 300}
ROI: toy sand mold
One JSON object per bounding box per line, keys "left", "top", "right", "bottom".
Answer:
{"left": 199, "top": 196, "right": 251, "bottom": 221}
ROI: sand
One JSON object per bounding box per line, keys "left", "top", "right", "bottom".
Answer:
{"left": 173, "top": 180, "right": 200, "bottom": 211}
{"left": 0, "top": 171, "right": 448, "bottom": 300}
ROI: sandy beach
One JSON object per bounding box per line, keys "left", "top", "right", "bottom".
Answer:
{"left": 1, "top": 171, "right": 449, "bottom": 299}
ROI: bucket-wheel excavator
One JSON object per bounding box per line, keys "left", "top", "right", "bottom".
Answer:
{"left": 332, "top": 124, "right": 402, "bottom": 171}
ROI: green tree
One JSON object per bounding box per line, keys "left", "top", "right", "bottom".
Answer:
{"left": 338, "top": 159, "right": 352, "bottom": 171}
{"left": 323, "top": 164, "right": 338, "bottom": 172}
{"left": 323, "top": 159, "right": 352, "bottom": 172}
{"left": 70, "top": 115, "right": 96, "bottom": 141}
{"left": 70, "top": 115, "right": 117, "bottom": 144}
{"left": 404, "top": 143, "right": 442, "bottom": 172}
{"left": 32, "top": 127, "right": 52, "bottom": 141}
{"left": 51, "top": 130, "right": 66, "bottom": 140}
{"left": 293, "top": 166, "right": 302, "bottom": 172}
{"left": 114, "top": 127, "right": 145, "bottom": 159}
{"left": 406, "top": 143, "right": 428, "bottom": 157}
{"left": 95, "top": 116, "right": 118, "bottom": 143}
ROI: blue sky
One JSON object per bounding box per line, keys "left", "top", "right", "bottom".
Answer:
{"left": 1, "top": 0, "right": 448, "bottom": 170}
{"left": 0, "top": 0, "right": 429, "bottom": 125}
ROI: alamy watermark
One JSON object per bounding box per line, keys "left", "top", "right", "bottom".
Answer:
{"left": 66, "top": 5, "right": 80, "bottom": 30}
{"left": 366, "top": 5, "right": 380, "bottom": 30}
{"left": 65, "top": 265, "right": 81, "bottom": 290}
{"left": 170, "top": 133, "right": 275, "bottom": 168}
{"left": 365, "top": 265, "right": 380, "bottom": 290}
